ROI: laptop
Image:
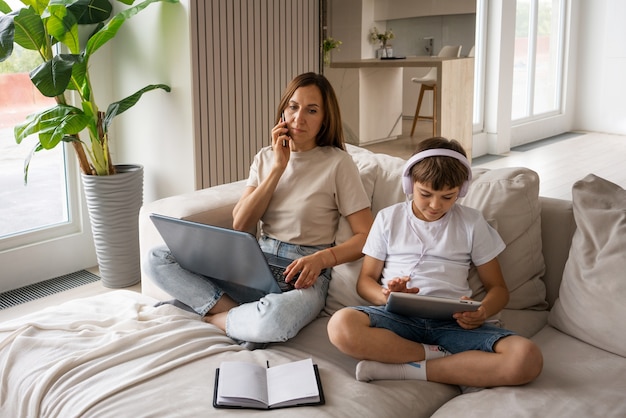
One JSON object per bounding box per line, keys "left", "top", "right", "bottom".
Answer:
{"left": 385, "top": 293, "right": 481, "bottom": 320}
{"left": 150, "top": 214, "right": 298, "bottom": 303}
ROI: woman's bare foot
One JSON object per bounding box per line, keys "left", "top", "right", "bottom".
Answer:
{"left": 203, "top": 311, "right": 228, "bottom": 331}
{"left": 202, "top": 295, "right": 238, "bottom": 331}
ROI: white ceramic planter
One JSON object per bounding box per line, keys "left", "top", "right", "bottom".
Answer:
{"left": 82, "top": 165, "right": 143, "bottom": 288}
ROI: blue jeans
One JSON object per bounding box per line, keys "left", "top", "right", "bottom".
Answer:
{"left": 353, "top": 306, "right": 516, "bottom": 354}
{"left": 146, "top": 236, "right": 331, "bottom": 343}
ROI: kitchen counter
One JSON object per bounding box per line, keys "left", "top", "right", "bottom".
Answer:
{"left": 326, "top": 56, "right": 473, "bottom": 152}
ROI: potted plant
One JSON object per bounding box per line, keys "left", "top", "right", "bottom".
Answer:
{"left": 0, "top": 0, "right": 179, "bottom": 287}
{"left": 369, "top": 26, "right": 394, "bottom": 58}
{"left": 322, "top": 36, "right": 342, "bottom": 67}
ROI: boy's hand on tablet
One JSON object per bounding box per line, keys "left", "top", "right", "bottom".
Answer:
{"left": 382, "top": 276, "right": 420, "bottom": 296}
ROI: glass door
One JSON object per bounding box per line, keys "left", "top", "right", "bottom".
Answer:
{"left": 512, "top": 0, "right": 566, "bottom": 121}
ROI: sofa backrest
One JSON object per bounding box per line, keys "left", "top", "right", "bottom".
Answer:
{"left": 538, "top": 196, "right": 575, "bottom": 308}
{"left": 344, "top": 144, "right": 406, "bottom": 216}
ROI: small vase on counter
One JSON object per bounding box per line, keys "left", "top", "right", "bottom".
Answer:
{"left": 377, "top": 45, "right": 393, "bottom": 58}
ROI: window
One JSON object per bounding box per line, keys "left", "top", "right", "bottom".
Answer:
{"left": 0, "top": 1, "right": 95, "bottom": 292}
{"left": 512, "top": 0, "right": 566, "bottom": 121}
{"left": 0, "top": 44, "right": 70, "bottom": 240}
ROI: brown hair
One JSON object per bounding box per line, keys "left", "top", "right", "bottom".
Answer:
{"left": 409, "top": 137, "right": 469, "bottom": 192}
{"left": 275, "top": 72, "right": 345, "bottom": 149}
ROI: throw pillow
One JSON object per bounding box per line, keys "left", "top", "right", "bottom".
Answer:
{"left": 548, "top": 174, "right": 626, "bottom": 357}
{"left": 460, "top": 167, "right": 548, "bottom": 310}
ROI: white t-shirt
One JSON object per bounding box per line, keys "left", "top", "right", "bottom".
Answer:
{"left": 363, "top": 201, "right": 505, "bottom": 298}
{"left": 247, "top": 146, "right": 370, "bottom": 245}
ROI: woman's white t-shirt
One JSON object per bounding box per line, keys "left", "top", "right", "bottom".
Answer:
{"left": 363, "top": 201, "right": 505, "bottom": 298}
{"left": 247, "top": 146, "right": 370, "bottom": 246}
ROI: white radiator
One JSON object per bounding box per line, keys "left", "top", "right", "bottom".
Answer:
{"left": 190, "top": 0, "right": 321, "bottom": 187}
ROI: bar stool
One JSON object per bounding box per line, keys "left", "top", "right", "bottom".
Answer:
{"left": 410, "top": 45, "right": 462, "bottom": 137}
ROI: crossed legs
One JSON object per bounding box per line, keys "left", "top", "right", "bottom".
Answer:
{"left": 327, "top": 308, "right": 543, "bottom": 387}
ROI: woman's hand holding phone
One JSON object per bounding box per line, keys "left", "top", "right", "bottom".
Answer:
{"left": 271, "top": 112, "right": 291, "bottom": 169}
{"left": 280, "top": 112, "right": 289, "bottom": 147}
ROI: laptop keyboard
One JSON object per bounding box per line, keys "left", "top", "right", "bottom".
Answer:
{"left": 269, "top": 265, "right": 296, "bottom": 292}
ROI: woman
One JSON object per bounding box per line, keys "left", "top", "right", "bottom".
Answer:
{"left": 149, "top": 72, "right": 373, "bottom": 347}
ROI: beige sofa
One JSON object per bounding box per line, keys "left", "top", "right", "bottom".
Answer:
{"left": 138, "top": 144, "right": 626, "bottom": 417}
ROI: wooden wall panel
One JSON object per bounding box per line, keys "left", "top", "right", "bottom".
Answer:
{"left": 190, "top": 0, "right": 321, "bottom": 188}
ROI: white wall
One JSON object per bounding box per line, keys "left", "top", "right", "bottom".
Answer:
{"left": 328, "top": 0, "right": 365, "bottom": 62}
{"left": 106, "top": 0, "right": 196, "bottom": 205}
{"left": 574, "top": 0, "right": 626, "bottom": 134}
{"left": 374, "top": 0, "right": 475, "bottom": 20}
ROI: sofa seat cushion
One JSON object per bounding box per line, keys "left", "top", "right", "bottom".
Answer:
{"left": 431, "top": 325, "right": 626, "bottom": 417}
{"left": 549, "top": 174, "right": 626, "bottom": 357}
{"left": 281, "top": 316, "right": 461, "bottom": 417}
{"left": 460, "top": 167, "right": 548, "bottom": 311}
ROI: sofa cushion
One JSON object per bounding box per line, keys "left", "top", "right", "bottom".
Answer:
{"left": 460, "top": 167, "right": 548, "bottom": 311}
{"left": 325, "top": 146, "right": 405, "bottom": 315}
{"left": 431, "top": 325, "right": 626, "bottom": 418}
{"left": 333, "top": 146, "right": 379, "bottom": 247}
{"left": 368, "top": 152, "right": 406, "bottom": 214}
{"left": 548, "top": 174, "right": 626, "bottom": 357}
{"left": 344, "top": 144, "right": 406, "bottom": 215}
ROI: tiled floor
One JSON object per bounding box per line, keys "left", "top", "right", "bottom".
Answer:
{"left": 2, "top": 120, "right": 625, "bottom": 322}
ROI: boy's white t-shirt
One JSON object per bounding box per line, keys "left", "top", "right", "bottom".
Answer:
{"left": 363, "top": 201, "right": 505, "bottom": 299}
{"left": 247, "top": 146, "right": 370, "bottom": 246}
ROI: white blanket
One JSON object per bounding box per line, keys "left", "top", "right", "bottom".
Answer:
{"left": 0, "top": 291, "right": 236, "bottom": 417}
{"left": 0, "top": 290, "right": 460, "bottom": 418}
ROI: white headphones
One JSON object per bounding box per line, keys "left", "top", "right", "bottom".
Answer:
{"left": 401, "top": 148, "right": 472, "bottom": 197}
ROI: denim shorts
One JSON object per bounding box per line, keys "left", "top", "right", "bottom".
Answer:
{"left": 353, "top": 305, "right": 516, "bottom": 354}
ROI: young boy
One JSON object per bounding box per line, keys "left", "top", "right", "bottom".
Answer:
{"left": 327, "top": 137, "right": 543, "bottom": 389}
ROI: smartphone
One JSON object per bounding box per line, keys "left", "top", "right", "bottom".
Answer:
{"left": 280, "top": 112, "right": 287, "bottom": 147}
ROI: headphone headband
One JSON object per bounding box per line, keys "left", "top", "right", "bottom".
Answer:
{"left": 401, "top": 148, "right": 472, "bottom": 196}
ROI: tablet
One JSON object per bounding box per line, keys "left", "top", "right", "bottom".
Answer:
{"left": 385, "top": 293, "right": 481, "bottom": 320}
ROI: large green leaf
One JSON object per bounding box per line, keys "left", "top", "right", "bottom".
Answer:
{"left": 30, "top": 53, "right": 81, "bottom": 97}
{"left": 66, "top": 52, "right": 88, "bottom": 93}
{"left": 46, "top": 4, "right": 80, "bottom": 53}
{"left": 14, "top": 104, "right": 89, "bottom": 148}
{"left": 66, "top": 0, "right": 113, "bottom": 25}
{"left": 21, "top": 0, "right": 49, "bottom": 16}
{"left": 103, "top": 83, "right": 170, "bottom": 131}
{"left": 23, "top": 141, "right": 46, "bottom": 185}
{"left": 0, "top": 0, "right": 12, "bottom": 14}
{"left": 38, "top": 113, "right": 90, "bottom": 148}
{"left": 85, "top": 0, "right": 178, "bottom": 58}
{"left": 12, "top": 8, "right": 45, "bottom": 52}
{"left": 0, "top": 13, "right": 15, "bottom": 62}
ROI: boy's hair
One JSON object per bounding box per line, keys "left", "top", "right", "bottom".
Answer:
{"left": 276, "top": 72, "right": 345, "bottom": 150}
{"left": 409, "top": 137, "right": 470, "bottom": 193}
